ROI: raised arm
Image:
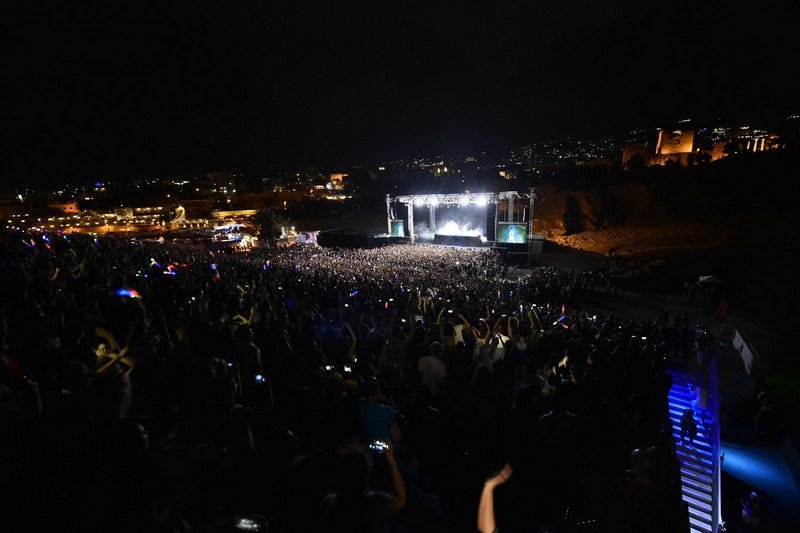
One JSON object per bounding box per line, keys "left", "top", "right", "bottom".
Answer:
{"left": 507, "top": 316, "right": 517, "bottom": 341}
{"left": 383, "top": 440, "right": 407, "bottom": 513}
{"left": 477, "top": 463, "right": 513, "bottom": 533}
{"left": 473, "top": 319, "right": 491, "bottom": 344}
{"left": 343, "top": 323, "right": 358, "bottom": 363}
{"left": 529, "top": 306, "right": 542, "bottom": 330}
{"left": 436, "top": 304, "right": 446, "bottom": 327}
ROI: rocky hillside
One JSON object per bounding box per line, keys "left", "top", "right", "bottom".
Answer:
{"left": 530, "top": 149, "right": 799, "bottom": 261}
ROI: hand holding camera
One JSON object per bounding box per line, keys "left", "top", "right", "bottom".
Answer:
{"left": 369, "top": 439, "right": 389, "bottom": 452}
{"left": 369, "top": 438, "right": 397, "bottom": 466}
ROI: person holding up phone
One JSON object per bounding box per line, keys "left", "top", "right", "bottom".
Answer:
{"left": 316, "top": 440, "right": 405, "bottom": 532}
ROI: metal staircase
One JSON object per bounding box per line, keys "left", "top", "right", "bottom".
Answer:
{"left": 668, "top": 369, "right": 723, "bottom": 533}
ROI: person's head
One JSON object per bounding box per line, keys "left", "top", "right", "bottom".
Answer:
{"left": 569, "top": 361, "right": 585, "bottom": 383}
{"left": 333, "top": 444, "right": 372, "bottom": 495}
{"left": 512, "top": 384, "right": 537, "bottom": 414}
{"left": 363, "top": 375, "right": 381, "bottom": 399}
{"left": 443, "top": 322, "right": 455, "bottom": 337}
{"left": 629, "top": 447, "right": 658, "bottom": 486}
{"left": 56, "top": 360, "right": 90, "bottom": 397}
{"left": 478, "top": 343, "right": 490, "bottom": 360}
{"left": 472, "top": 364, "right": 494, "bottom": 388}
{"left": 429, "top": 341, "right": 443, "bottom": 358}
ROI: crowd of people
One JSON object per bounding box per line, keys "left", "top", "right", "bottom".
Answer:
{"left": 0, "top": 229, "right": 703, "bottom": 532}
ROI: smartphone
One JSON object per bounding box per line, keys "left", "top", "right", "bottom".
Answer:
{"left": 255, "top": 374, "right": 266, "bottom": 384}
{"left": 369, "top": 440, "right": 388, "bottom": 452}
{"left": 233, "top": 514, "right": 266, "bottom": 531}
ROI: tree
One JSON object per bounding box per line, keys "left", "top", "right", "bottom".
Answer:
{"left": 250, "top": 208, "right": 286, "bottom": 248}
{"left": 624, "top": 152, "right": 646, "bottom": 171}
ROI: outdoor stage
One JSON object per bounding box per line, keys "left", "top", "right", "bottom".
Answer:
{"left": 315, "top": 190, "right": 546, "bottom": 265}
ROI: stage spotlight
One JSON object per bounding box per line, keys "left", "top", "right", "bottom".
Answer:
{"left": 476, "top": 196, "right": 488, "bottom": 206}
{"left": 459, "top": 197, "right": 470, "bottom": 206}
{"left": 414, "top": 198, "right": 424, "bottom": 207}
{"left": 430, "top": 198, "right": 439, "bottom": 207}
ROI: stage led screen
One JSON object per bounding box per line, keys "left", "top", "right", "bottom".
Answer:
{"left": 390, "top": 220, "right": 405, "bottom": 237}
{"left": 497, "top": 223, "right": 527, "bottom": 244}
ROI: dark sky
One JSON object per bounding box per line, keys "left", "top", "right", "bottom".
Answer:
{"left": 2, "top": 2, "right": 797, "bottom": 187}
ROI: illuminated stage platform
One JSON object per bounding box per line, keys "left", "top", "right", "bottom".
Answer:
{"left": 432, "top": 234, "right": 485, "bottom": 247}
{"left": 383, "top": 189, "right": 542, "bottom": 263}
{"left": 317, "top": 190, "right": 544, "bottom": 265}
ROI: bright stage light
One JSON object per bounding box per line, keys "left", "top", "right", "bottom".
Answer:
{"left": 459, "top": 197, "right": 470, "bottom": 206}
{"left": 414, "top": 198, "right": 425, "bottom": 207}
{"left": 476, "top": 196, "right": 487, "bottom": 206}
{"left": 430, "top": 198, "right": 439, "bottom": 207}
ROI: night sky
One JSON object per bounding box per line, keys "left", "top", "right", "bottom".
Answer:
{"left": 3, "top": 2, "right": 797, "bottom": 187}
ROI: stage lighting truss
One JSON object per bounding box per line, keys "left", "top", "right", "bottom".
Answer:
{"left": 394, "top": 191, "right": 526, "bottom": 208}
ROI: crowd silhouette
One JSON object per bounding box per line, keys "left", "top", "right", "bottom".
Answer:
{"left": 0, "top": 229, "right": 697, "bottom": 532}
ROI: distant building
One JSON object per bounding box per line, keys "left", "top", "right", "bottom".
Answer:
{"left": 132, "top": 206, "right": 166, "bottom": 217}
{"left": 114, "top": 207, "right": 134, "bottom": 219}
{"left": 114, "top": 205, "right": 166, "bottom": 220}
{"left": 237, "top": 190, "right": 305, "bottom": 209}
{"left": 623, "top": 129, "right": 719, "bottom": 168}
{"left": 329, "top": 173, "right": 347, "bottom": 189}
{"left": 211, "top": 209, "right": 257, "bottom": 219}
{"left": 178, "top": 198, "right": 214, "bottom": 219}
{"left": 623, "top": 126, "right": 782, "bottom": 169}
{"left": 656, "top": 129, "right": 694, "bottom": 156}
{"left": 0, "top": 194, "right": 24, "bottom": 219}
{"left": 731, "top": 127, "right": 784, "bottom": 152}
{"left": 48, "top": 200, "right": 80, "bottom": 214}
